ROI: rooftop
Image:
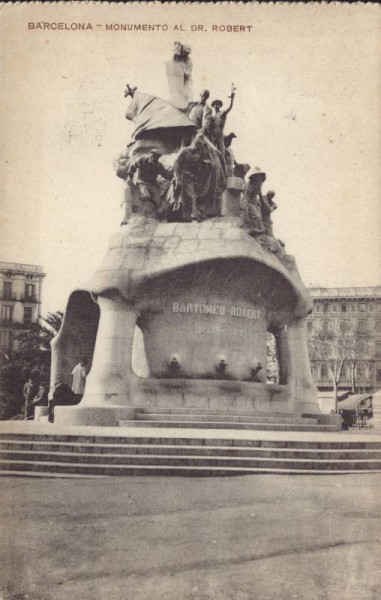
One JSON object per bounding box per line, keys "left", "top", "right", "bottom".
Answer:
{"left": 309, "top": 287, "right": 381, "bottom": 299}
{"left": 0, "top": 261, "right": 45, "bottom": 274}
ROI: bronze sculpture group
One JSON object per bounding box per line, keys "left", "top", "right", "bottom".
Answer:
{"left": 114, "top": 42, "right": 285, "bottom": 257}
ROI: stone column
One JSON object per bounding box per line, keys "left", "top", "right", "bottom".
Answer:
{"left": 276, "top": 317, "right": 319, "bottom": 414}
{"left": 82, "top": 295, "right": 137, "bottom": 406}
{"left": 55, "top": 294, "right": 138, "bottom": 426}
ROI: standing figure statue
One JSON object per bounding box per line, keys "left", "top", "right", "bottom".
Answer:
{"left": 168, "top": 136, "right": 203, "bottom": 221}
{"left": 243, "top": 167, "right": 267, "bottom": 237}
{"left": 187, "top": 90, "right": 213, "bottom": 137}
{"left": 224, "top": 132, "right": 237, "bottom": 178}
{"left": 129, "top": 151, "right": 172, "bottom": 218}
{"left": 262, "top": 190, "right": 278, "bottom": 236}
{"left": 210, "top": 87, "right": 236, "bottom": 172}
{"left": 166, "top": 42, "right": 193, "bottom": 109}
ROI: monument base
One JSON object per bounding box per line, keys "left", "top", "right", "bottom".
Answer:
{"left": 54, "top": 378, "right": 340, "bottom": 428}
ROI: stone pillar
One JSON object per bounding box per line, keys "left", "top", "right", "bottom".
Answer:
{"left": 82, "top": 295, "right": 137, "bottom": 406}
{"left": 54, "top": 295, "right": 138, "bottom": 426}
{"left": 277, "top": 317, "right": 319, "bottom": 414}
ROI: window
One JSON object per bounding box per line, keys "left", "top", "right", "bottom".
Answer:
{"left": 376, "top": 342, "right": 381, "bottom": 358}
{"left": 332, "top": 304, "right": 338, "bottom": 312}
{"left": 1, "top": 305, "right": 12, "bottom": 321}
{"left": 23, "top": 307, "right": 33, "bottom": 325}
{"left": 357, "top": 320, "right": 367, "bottom": 333}
{"left": 0, "top": 330, "right": 11, "bottom": 348}
{"left": 321, "top": 364, "right": 329, "bottom": 379}
{"left": 25, "top": 283, "right": 36, "bottom": 299}
{"left": 350, "top": 304, "right": 356, "bottom": 312}
{"left": 341, "top": 303, "right": 347, "bottom": 313}
{"left": 3, "top": 281, "right": 12, "bottom": 299}
{"left": 339, "top": 321, "right": 348, "bottom": 332}
{"left": 323, "top": 304, "right": 329, "bottom": 313}
{"left": 377, "top": 369, "right": 381, "bottom": 383}
{"left": 356, "top": 364, "right": 366, "bottom": 380}
{"left": 359, "top": 303, "right": 366, "bottom": 312}
{"left": 368, "top": 304, "right": 374, "bottom": 312}
{"left": 357, "top": 342, "right": 366, "bottom": 355}
{"left": 340, "top": 365, "right": 350, "bottom": 381}
{"left": 315, "top": 304, "right": 321, "bottom": 313}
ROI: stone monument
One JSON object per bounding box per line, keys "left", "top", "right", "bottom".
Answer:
{"left": 52, "top": 45, "right": 335, "bottom": 427}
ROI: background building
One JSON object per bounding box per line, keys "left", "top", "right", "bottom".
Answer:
{"left": 307, "top": 287, "right": 381, "bottom": 401}
{"left": 0, "top": 262, "right": 45, "bottom": 352}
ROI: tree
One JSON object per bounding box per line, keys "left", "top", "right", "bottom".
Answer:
{"left": 266, "top": 333, "right": 279, "bottom": 383}
{"left": 0, "top": 311, "right": 63, "bottom": 420}
{"left": 308, "top": 320, "right": 362, "bottom": 413}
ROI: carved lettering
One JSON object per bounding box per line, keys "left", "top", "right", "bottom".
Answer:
{"left": 172, "top": 302, "right": 260, "bottom": 319}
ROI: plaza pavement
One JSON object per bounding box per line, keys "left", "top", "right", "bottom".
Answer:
{"left": 0, "top": 457, "right": 380, "bottom": 600}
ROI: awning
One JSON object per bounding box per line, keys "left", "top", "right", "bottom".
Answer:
{"left": 338, "top": 394, "right": 372, "bottom": 410}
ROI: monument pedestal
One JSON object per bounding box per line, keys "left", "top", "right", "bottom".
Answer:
{"left": 52, "top": 216, "right": 330, "bottom": 427}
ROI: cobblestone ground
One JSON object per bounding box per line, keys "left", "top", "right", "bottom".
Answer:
{"left": 0, "top": 474, "right": 380, "bottom": 600}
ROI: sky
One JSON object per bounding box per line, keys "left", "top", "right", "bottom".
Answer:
{"left": 0, "top": 3, "right": 380, "bottom": 314}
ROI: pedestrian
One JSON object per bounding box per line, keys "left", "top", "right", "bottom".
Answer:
{"left": 23, "top": 374, "right": 39, "bottom": 420}
{"left": 71, "top": 359, "right": 88, "bottom": 402}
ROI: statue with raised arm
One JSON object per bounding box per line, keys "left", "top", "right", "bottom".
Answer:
{"left": 210, "top": 85, "right": 236, "bottom": 171}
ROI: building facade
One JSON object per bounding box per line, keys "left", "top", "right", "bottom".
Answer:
{"left": 0, "top": 262, "right": 45, "bottom": 352}
{"left": 307, "top": 287, "right": 381, "bottom": 394}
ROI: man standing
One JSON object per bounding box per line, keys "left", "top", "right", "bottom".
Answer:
{"left": 210, "top": 91, "right": 235, "bottom": 170}
{"left": 23, "top": 375, "right": 39, "bottom": 420}
{"left": 187, "top": 90, "right": 212, "bottom": 136}
{"left": 71, "top": 359, "right": 88, "bottom": 402}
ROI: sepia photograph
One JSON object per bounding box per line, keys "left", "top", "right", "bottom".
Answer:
{"left": 0, "top": 2, "right": 380, "bottom": 599}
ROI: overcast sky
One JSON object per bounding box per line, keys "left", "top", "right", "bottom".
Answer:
{"left": 1, "top": 3, "right": 380, "bottom": 314}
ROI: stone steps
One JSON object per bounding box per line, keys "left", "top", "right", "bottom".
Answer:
{"left": 2, "top": 432, "right": 380, "bottom": 449}
{"left": 137, "top": 408, "right": 311, "bottom": 417}
{"left": 119, "top": 419, "right": 337, "bottom": 432}
{"left": 1, "top": 461, "right": 380, "bottom": 477}
{"left": 1, "top": 451, "right": 380, "bottom": 471}
{"left": 136, "top": 413, "right": 319, "bottom": 424}
{"left": 0, "top": 431, "right": 380, "bottom": 476}
{"left": 3, "top": 440, "right": 381, "bottom": 459}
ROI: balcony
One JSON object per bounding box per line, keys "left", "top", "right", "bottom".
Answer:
{"left": 0, "top": 318, "right": 13, "bottom": 326}
{"left": 0, "top": 293, "right": 17, "bottom": 301}
{"left": 20, "top": 295, "right": 39, "bottom": 304}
